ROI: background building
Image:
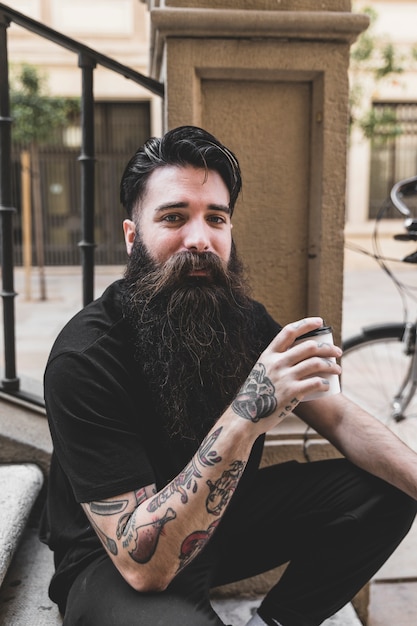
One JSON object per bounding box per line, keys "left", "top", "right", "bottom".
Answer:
{"left": 346, "top": 0, "right": 417, "bottom": 268}
{"left": 6, "top": 0, "right": 162, "bottom": 266}
{"left": 6, "top": 0, "right": 417, "bottom": 269}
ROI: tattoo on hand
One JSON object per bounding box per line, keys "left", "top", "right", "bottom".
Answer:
{"left": 147, "top": 428, "right": 222, "bottom": 513}
{"left": 206, "top": 460, "right": 245, "bottom": 516}
{"left": 292, "top": 320, "right": 307, "bottom": 330}
{"left": 277, "top": 396, "right": 299, "bottom": 419}
{"left": 232, "top": 363, "right": 277, "bottom": 422}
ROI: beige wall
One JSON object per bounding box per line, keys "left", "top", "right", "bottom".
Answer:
{"left": 201, "top": 75, "right": 312, "bottom": 324}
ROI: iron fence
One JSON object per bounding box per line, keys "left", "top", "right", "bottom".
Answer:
{"left": 0, "top": 2, "right": 163, "bottom": 405}
{"left": 369, "top": 102, "right": 417, "bottom": 218}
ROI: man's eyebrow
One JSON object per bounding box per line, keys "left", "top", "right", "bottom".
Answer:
{"left": 210, "top": 204, "right": 231, "bottom": 214}
{"left": 154, "top": 202, "right": 231, "bottom": 214}
{"left": 154, "top": 201, "right": 188, "bottom": 213}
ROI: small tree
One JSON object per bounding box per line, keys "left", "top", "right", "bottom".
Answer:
{"left": 10, "top": 63, "right": 79, "bottom": 299}
{"left": 349, "top": 4, "right": 412, "bottom": 141}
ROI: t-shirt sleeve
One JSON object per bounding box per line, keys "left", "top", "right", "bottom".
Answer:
{"left": 45, "top": 349, "right": 156, "bottom": 504}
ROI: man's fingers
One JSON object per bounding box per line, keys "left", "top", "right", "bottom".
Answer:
{"left": 270, "top": 317, "right": 324, "bottom": 352}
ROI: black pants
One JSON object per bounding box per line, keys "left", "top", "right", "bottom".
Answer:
{"left": 63, "top": 459, "right": 417, "bottom": 626}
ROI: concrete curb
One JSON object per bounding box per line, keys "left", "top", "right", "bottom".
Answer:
{"left": 0, "top": 463, "right": 44, "bottom": 587}
{"left": 212, "top": 597, "right": 362, "bottom": 625}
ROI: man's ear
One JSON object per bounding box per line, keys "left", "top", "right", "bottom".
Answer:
{"left": 123, "top": 219, "right": 136, "bottom": 255}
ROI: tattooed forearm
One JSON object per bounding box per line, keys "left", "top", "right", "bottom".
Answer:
{"left": 147, "top": 428, "right": 223, "bottom": 513}
{"left": 196, "top": 428, "right": 223, "bottom": 467}
{"left": 206, "top": 460, "right": 245, "bottom": 516}
{"left": 177, "top": 519, "right": 220, "bottom": 573}
{"left": 120, "top": 507, "right": 176, "bottom": 564}
{"left": 89, "top": 499, "right": 129, "bottom": 516}
{"left": 135, "top": 486, "right": 154, "bottom": 505}
{"left": 86, "top": 512, "right": 118, "bottom": 555}
{"left": 232, "top": 363, "right": 277, "bottom": 422}
{"left": 86, "top": 485, "right": 156, "bottom": 556}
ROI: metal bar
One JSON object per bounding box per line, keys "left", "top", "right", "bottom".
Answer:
{"left": 0, "top": 12, "right": 19, "bottom": 392}
{"left": 0, "top": 2, "right": 164, "bottom": 97}
{"left": 0, "top": 2, "right": 164, "bottom": 407}
{"left": 78, "top": 53, "right": 96, "bottom": 307}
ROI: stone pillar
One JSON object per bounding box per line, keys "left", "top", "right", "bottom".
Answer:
{"left": 143, "top": 0, "right": 368, "bottom": 342}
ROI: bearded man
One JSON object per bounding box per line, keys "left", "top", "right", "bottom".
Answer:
{"left": 42, "top": 126, "right": 417, "bottom": 626}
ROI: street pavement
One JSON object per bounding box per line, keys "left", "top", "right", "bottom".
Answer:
{"left": 3, "top": 262, "right": 416, "bottom": 387}
{"left": 1, "top": 263, "right": 417, "bottom": 624}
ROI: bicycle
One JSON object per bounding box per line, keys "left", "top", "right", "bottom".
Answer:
{"left": 341, "top": 175, "right": 417, "bottom": 444}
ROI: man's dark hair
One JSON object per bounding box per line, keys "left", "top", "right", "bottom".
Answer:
{"left": 120, "top": 125, "right": 242, "bottom": 219}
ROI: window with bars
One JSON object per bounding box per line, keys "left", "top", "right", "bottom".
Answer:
{"left": 11, "top": 100, "right": 151, "bottom": 266}
{"left": 369, "top": 102, "right": 417, "bottom": 219}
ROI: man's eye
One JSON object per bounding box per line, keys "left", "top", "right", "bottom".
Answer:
{"left": 208, "top": 215, "right": 226, "bottom": 224}
{"left": 162, "top": 214, "right": 180, "bottom": 222}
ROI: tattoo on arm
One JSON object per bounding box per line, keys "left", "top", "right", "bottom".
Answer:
{"left": 86, "top": 485, "right": 156, "bottom": 558}
{"left": 232, "top": 363, "right": 277, "bottom": 421}
{"left": 89, "top": 499, "right": 129, "bottom": 516}
{"left": 135, "top": 486, "right": 154, "bottom": 505}
{"left": 120, "top": 507, "right": 177, "bottom": 564}
{"left": 175, "top": 460, "right": 245, "bottom": 572}
{"left": 85, "top": 507, "right": 118, "bottom": 556}
{"left": 177, "top": 519, "right": 220, "bottom": 573}
{"left": 206, "top": 460, "right": 245, "bottom": 516}
{"left": 147, "top": 428, "right": 223, "bottom": 513}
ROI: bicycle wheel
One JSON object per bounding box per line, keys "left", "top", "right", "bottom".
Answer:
{"left": 342, "top": 323, "right": 417, "bottom": 429}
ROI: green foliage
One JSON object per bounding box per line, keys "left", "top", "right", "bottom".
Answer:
{"left": 350, "top": 6, "right": 377, "bottom": 63}
{"left": 10, "top": 63, "right": 80, "bottom": 146}
{"left": 350, "top": 5, "right": 404, "bottom": 81}
{"left": 349, "top": 4, "right": 410, "bottom": 140}
{"left": 359, "top": 107, "right": 402, "bottom": 141}
{"left": 375, "top": 43, "right": 404, "bottom": 79}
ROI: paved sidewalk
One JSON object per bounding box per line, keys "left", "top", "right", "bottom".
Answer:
{"left": 1, "top": 266, "right": 123, "bottom": 386}
{"left": 2, "top": 263, "right": 414, "bottom": 380}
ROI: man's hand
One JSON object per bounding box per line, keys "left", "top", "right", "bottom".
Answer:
{"left": 232, "top": 317, "right": 342, "bottom": 433}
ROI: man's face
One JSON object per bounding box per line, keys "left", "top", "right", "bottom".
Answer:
{"left": 123, "top": 165, "right": 233, "bottom": 271}
{"left": 121, "top": 165, "right": 258, "bottom": 440}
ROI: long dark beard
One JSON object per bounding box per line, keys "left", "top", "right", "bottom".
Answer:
{"left": 122, "top": 238, "right": 261, "bottom": 441}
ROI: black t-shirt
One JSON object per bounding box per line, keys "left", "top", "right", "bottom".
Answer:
{"left": 41, "top": 279, "right": 281, "bottom": 611}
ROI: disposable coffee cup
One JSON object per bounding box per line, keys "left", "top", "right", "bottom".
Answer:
{"left": 294, "top": 325, "right": 341, "bottom": 402}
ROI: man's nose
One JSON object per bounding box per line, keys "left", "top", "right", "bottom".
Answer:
{"left": 183, "top": 220, "right": 210, "bottom": 252}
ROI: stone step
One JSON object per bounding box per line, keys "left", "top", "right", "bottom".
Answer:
{"left": 0, "top": 524, "right": 62, "bottom": 625}
{"left": 0, "top": 464, "right": 44, "bottom": 588}
{"left": 212, "top": 597, "right": 362, "bottom": 625}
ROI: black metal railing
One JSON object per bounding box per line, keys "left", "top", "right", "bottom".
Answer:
{"left": 0, "top": 2, "right": 164, "bottom": 406}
